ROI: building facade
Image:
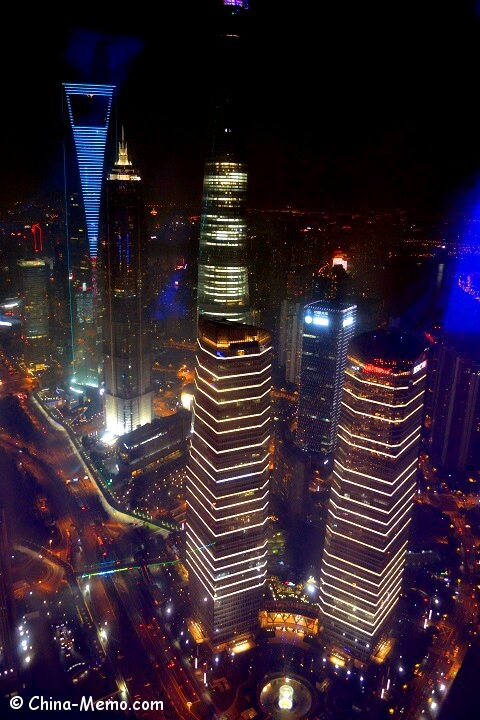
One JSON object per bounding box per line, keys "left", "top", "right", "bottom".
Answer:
{"left": 296, "top": 300, "right": 357, "bottom": 459}
{"left": 17, "top": 258, "right": 51, "bottom": 369}
{"left": 102, "top": 134, "right": 153, "bottom": 436}
{"left": 428, "top": 336, "right": 480, "bottom": 486}
{"left": 186, "top": 317, "right": 271, "bottom": 646}
{"left": 63, "top": 83, "right": 115, "bottom": 387}
{"left": 278, "top": 299, "right": 305, "bottom": 386}
{"left": 319, "top": 329, "right": 428, "bottom": 661}
{"left": 196, "top": 103, "right": 250, "bottom": 325}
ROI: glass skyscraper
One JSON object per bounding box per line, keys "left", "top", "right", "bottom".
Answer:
{"left": 186, "top": 317, "right": 271, "bottom": 647}
{"left": 196, "top": 0, "right": 250, "bottom": 326}
{"left": 102, "top": 133, "right": 153, "bottom": 437}
{"left": 296, "top": 299, "right": 357, "bottom": 459}
{"left": 196, "top": 103, "right": 250, "bottom": 325}
{"left": 17, "top": 259, "right": 51, "bottom": 369}
{"left": 63, "top": 82, "right": 115, "bottom": 387}
{"left": 319, "top": 329, "right": 428, "bottom": 662}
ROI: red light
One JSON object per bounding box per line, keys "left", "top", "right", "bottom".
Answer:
{"left": 362, "top": 363, "right": 392, "bottom": 376}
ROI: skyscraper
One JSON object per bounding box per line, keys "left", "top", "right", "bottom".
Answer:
{"left": 319, "top": 329, "right": 428, "bottom": 662}
{"left": 296, "top": 299, "right": 357, "bottom": 459}
{"left": 186, "top": 317, "right": 271, "bottom": 647}
{"left": 17, "top": 258, "right": 51, "bottom": 370}
{"left": 102, "top": 133, "right": 153, "bottom": 436}
{"left": 196, "top": 1, "right": 250, "bottom": 325}
{"left": 196, "top": 103, "right": 250, "bottom": 325}
{"left": 278, "top": 299, "right": 304, "bottom": 386}
{"left": 63, "top": 82, "right": 115, "bottom": 387}
{"left": 427, "top": 335, "right": 480, "bottom": 486}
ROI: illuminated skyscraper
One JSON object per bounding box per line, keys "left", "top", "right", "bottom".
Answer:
{"left": 102, "top": 133, "right": 153, "bottom": 436}
{"left": 428, "top": 335, "right": 480, "bottom": 486}
{"left": 17, "top": 258, "right": 51, "bottom": 369}
{"left": 296, "top": 299, "right": 357, "bottom": 459}
{"left": 63, "top": 82, "right": 115, "bottom": 387}
{"left": 186, "top": 317, "right": 271, "bottom": 646}
{"left": 196, "top": 103, "right": 250, "bottom": 325}
{"left": 319, "top": 329, "right": 428, "bottom": 661}
{"left": 197, "top": 0, "right": 250, "bottom": 325}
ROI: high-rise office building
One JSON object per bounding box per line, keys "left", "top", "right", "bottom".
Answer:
{"left": 319, "top": 329, "right": 428, "bottom": 662}
{"left": 196, "top": 1, "right": 250, "bottom": 326}
{"left": 196, "top": 103, "right": 250, "bottom": 325}
{"left": 428, "top": 336, "right": 480, "bottom": 486}
{"left": 186, "top": 317, "right": 271, "bottom": 646}
{"left": 17, "top": 258, "right": 51, "bottom": 369}
{"left": 102, "top": 133, "right": 153, "bottom": 437}
{"left": 278, "top": 299, "right": 304, "bottom": 386}
{"left": 63, "top": 82, "right": 115, "bottom": 387}
{"left": 296, "top": 299, "right": 357, "bottom": 459}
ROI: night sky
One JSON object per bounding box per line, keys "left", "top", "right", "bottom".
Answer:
{"left": 2, "top": 1, "right": 480, "bottom": 216}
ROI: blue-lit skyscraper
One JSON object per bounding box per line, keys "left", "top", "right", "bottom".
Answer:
{"left": 63, "top": 83, "right": 115, "bottom": 387}
{"left": 63, "top": 83, "right": 115, "bottom": 260}
{"left": 296, "top": 299, "right": 357, "bottom": 461}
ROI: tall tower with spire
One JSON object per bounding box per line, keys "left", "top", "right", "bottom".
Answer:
{"left": 101, "top": 131, "right": 153, "bottom": 436}
{"left": 196, "top": 0, "right": 250, "bottom": 325}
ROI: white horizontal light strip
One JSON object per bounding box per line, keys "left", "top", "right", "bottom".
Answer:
{"left": 195, "top": 411, "right": 270, "bottom": 436}
{"left": 322, "top": 541, "right": 407, "bottom": 582}
{"left": 187, "top": 464, "right": 269, "bottom": 499}
{"left": 198, "top": 342, "right": 271, "bottom": 361}
{"left": 194, "top": 401, "right": 269, "bottom": 425}
{"left": 337, "top": 424, "right": 420, "bottom": 450}
{"left": 196, "top": 381, "right": 271, "bottom": 406}
{"left": 340, "top": 400, "right": 424, "bottom": 424}
{"left": 197, "top": 372, "right": 270, "bottom": 394}
{"left": 334, "top": 457, "right": 418, "bottom": 487}
{"left": 321, "top": 553, "right": 405, "bottom": 609}
{"left": 328, "top": 495, "right": 413, "bottom": 537}
{"left": 337, "top": 431, "right": 421, "bottom": 459}
{"left": 214, "top": 581, "right": 265, "bottom": 601}
{"left": 213, "top": 565, "right": 267, "bottom": 593}
{"left": 187, "top": 550, "right": 267, "bottom": 600}
{"left": 190, "top": 445, "right": 269, "bottom": 482}
{"left": 330, "top": 480, "right": 416, "bottom": 517}
{"left": 188, "top": 483, "right": 268, "bottom": 523}
{"left": 192, "top": 428, "right": 269, "bottom": 455}
{"left": 344, "top": 370, "right": 410, "bottom": 390}
{"left": 320, "top": 554, "right": 403, "bottom": 597}
{"left": 343, "top": 387, "right": 425, "bottom": 409}
{"left": 187, "top": 499, "right": 268, "bottom": 537}
{"left": 188, "top": 467, "right": 268, "bottom": 510}
{"left": 186, "top": 523, "right": 267, "bottom": 567}
{"left": 328, "top": 516, "right": 412, "bottom": 553}
{"left": 197, "top": 358, "right": 271, "bottom": 381}
{"left": 322, "top": 578, "right": 401, "bottom": 632}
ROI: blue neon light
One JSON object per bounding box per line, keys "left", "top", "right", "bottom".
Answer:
{"left": 63, "top": 83, "right": 115, "bottom": 259}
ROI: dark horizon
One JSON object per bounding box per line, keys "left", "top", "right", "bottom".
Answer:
{"left": 2, "top": 1, "right": 480, "bottom": 218}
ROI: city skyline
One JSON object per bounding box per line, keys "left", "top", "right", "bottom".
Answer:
{"left": 2, "top": 2, "right": 480, "bottom": 220}
{"left": 0, "top": 2, "right": 479, "bottom": 719}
